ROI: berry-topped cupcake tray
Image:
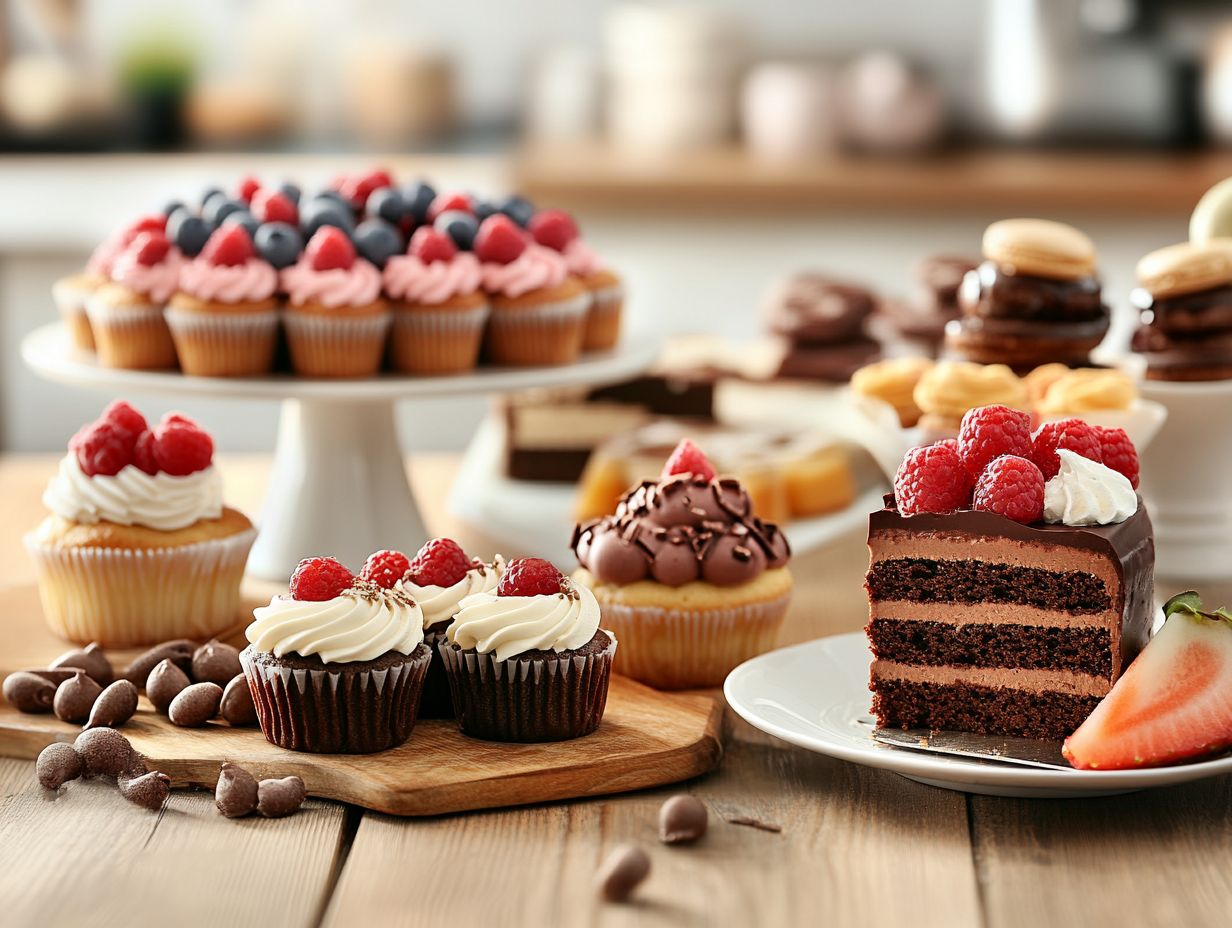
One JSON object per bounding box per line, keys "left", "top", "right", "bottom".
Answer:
{"left": 0, "top": 582, "right": 722, "bottom": 816}
{"left": 22, "top": 323, "right": 659, "bottom": 580}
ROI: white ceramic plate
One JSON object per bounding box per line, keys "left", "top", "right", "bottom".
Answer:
{"left": 725, "top": 632, "right": 1232, "bottom": 798}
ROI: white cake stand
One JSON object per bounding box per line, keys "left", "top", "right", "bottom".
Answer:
{"left": 22, "top": 323, "right": 658, "bottom": 580}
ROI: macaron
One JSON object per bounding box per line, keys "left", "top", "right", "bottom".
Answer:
{"left": 1189, "top": 176, "right": 1232, "bottom": 244}
{"left": 1136, "top": 241, "right": 1232, "bottom": 299}
{"left": 982, "top": 218, "right": 1097, "bottom": 281}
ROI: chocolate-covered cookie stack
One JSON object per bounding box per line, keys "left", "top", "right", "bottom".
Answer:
{"left": 946, "top": 219, "right": 1109, "bottom": 372}
{"left": 764, "top": 273, "right": 881, "bottom": 382}
{"left": 880, "top": 255, "right": 978, "bottom": 357}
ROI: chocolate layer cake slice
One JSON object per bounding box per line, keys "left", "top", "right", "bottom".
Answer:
{"left": 865, "top": 498, "right": 1154, "bottom": 740}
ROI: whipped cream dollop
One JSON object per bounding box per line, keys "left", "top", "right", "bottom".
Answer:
{"left": 111, "top": 246, "right": 183, "bottom": 303}
{"left": 481, "top": 244, "right": 568, "bottom": 298}
{"left": 383, "top": 252, "right": 482, "bottom": 305}
{"left": 396, "top": 555, "right": 505, "bottom": 629}
{"left": 445, "top": 581, "right": 600, "bottom": 661}
{"left": 43, "top": 453, "right": 223, "bottom": 531}
{"left": 1043, "top": 449, "right": 1137, "bottom": 526}
{"left": 179, "top": 256, "right": 279, "bottom": 304}
{"left": 282, "top": 258, "right": 383, "bottom": 308}
{"left": 247, "top": 586, "right": 424, "bottom": 664}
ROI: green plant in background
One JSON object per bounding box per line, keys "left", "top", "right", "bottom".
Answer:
{"left": 117, "top": 30, "right": 196, "bottom": 95}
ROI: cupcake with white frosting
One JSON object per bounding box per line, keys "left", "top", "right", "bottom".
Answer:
{"left": 243, "top": 552, "right": 432, "bottom": 754}
{"left": 24, "top": 402, "right": 256, "bottom": 646}
{"left": 437, "top": 555, "right": 616, "bottom": 742}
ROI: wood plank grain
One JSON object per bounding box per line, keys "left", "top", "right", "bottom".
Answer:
{"left": 323, "top": 733, "right": 981, "bottom": 928}
{"left": 0, "top": 757, "right": 347, "bottom": 927}
{"left": 971, "top": 776, "right": 1232, "bottom": 928}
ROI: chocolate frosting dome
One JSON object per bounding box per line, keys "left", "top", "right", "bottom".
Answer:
{"left": 571, "top": 474, "right": 791, "bottom": 588}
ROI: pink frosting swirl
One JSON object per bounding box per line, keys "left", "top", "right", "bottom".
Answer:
{"left": 87, "top": 233, "right": 127, "bottom": 277}
{"left": 281, "top": 258, "right": 383, "bottom": 308}
{"left": 563, "top": 238, "right": 605, "bottom": 277}
{"left": 383, "top": 252, "right": 482, "bottom": 305}
{"left": 179, "top": 257, "right": 279, "bottom": 304}
{"left": 111, "top": 247, "right": 184, "bottom": 303}
{"left": 481, "top": 244, "right": 568, "bottom": 298}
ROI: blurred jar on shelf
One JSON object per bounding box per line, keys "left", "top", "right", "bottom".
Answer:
{"left": 741, "top": 61, "right": 841, "bottom": 162}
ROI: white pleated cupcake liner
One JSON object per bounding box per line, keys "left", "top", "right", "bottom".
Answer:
{"left": 241, "top": 643, "right": 432, "bottom": 754}
{"left": 589, "top": 283, "right": 625, "bottom": 308}
{"left": 436, "top": 632, "right": 617, "bottom": 742}
{"left": 596, "top": 593, "right": 790, "bottom": 690}
{"left": 484, "top": 293, "right": 590, "bottom": 366}
{"left": 393, "top": 305, "right": 490, "bottom": 333}
{"left": 165, "top": 308, "right": 281, "bottom": 376}
{"left": 283, "top": 310, "right": 392, "bottom": 377}
{"left": 24, "top": 528, "right": 256, "bottom": 648}
{"left": 84, "top": 296, "right": 178, "bottom": 369}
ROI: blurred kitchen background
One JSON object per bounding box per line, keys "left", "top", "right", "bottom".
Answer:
{"left": 5, "top": 0, "right": 1232, "bottom": 450}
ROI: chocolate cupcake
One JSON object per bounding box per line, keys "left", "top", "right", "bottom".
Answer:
{"left": 437, "top": 557, "right": 615, "bottom": 742}
{"left": 242, "top": 556, "right": 431, "bottom": 754}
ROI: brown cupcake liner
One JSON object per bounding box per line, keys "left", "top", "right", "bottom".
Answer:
{"left": 582, "top": 291, "right": 623, "bottom": 351}
{"left": 52, "top": 282, "right": 96, "bottom": 351}
{"left": 23, "top": 528, "right": 256, "bottom": 647}
{"left": 241, "top": 643, "right": 432, "bottom": 754}
{"left": 85, "top": 299, "right": 178, "bottom": 369}
{"left": 165, "top": 307, "right": 280, "bottom": 377}
{"left": 389, "top": 304, "right": 489, "bottom": 375}
{"left": 437, "top": 632, "right": 617, "bottom": 742}
{"left": 417, "top": 626, "right": 455, "bottom": 719}
{"left": 483, "top": 293, "right": 589, "bottom": 367}
{"left": 284, "top": 310, "right": 391, "bottom": 377}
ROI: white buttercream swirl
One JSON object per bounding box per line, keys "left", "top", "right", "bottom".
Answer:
{"left": 43, "top": 453, "right": 223, "bottom": 531}
{"left": 247, "top": 586, "right": 424, "bottom": 663}
{"left": 445, "top": 581, "right": 601, "bottom": 661}
{"left": 1043, "top": 449, "right": 1137, "bottom": 526}
{"left": 396, "top": 555, "right": 505, "bottom": 628}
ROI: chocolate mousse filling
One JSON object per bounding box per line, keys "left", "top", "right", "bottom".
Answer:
{"left": 960, "top": 262, "right": 1106, "bottom": 322}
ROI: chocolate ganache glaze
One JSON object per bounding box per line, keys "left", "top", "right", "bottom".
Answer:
{"left": 571, "top": 474, "right": 791, "bottom": 587}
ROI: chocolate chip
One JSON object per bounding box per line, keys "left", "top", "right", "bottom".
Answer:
{"left": 191, "top": 640, "right": 243, "bottom": 686}
{"left": 3, "top": 671, "right": 57, "bottom": 713}
{"left": 215, "top": 763, "right": 259, "bottom": 818}
{"left": 36, "top": 742, "right": 83, "bottom": 789}
{"left": 84, "top": 680, "right": 139, "bottom": 730}
{"left": 725, "top": 814, "right": 782, "bottom": 834}
{"left": 219, "top": 675, "right": 257, "bottom": 726}
{"left": 168, "top": 683, "right": 222, "bottom": 727}
{"left": 53, "top": 671, "right": 102, "bottom": 724}
{"left": 257, "top": 776, "right": 306, "bottom": 818}
{"left": 595, "top": 844, "right": 651, "bottom": 903}
{"left": 123, "top": 639, "right": 196, "bottom": 688}
{"left": 118, "top": 770, "right": 170, "bottom": 810}
{"left": 658, "top": 794, "right": 708, "bottom": 845}
{"left": 145, "top": 659, "right": 190, "bottom": 714}
{"left": 50, "top": 642, "right": 113, "bottom": 686}
{"left": 74, "top": 728, "right": 144, "bottom": 779}
{"left": 19, "top": 668, "right": 89, "bottom": 686}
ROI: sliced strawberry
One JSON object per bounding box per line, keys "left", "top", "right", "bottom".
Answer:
{"left": 661, "top": 438, "right": 716, "bottom": 482}
{"left": 305, "top": 226, "right": 356, "bottom": 271}
{"left": 1063, "top": 592, "right": 1232, "bottom": 770}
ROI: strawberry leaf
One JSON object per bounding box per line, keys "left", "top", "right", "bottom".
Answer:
{"left": 1163, "top": 591, "right": 1204, "bottom": 618}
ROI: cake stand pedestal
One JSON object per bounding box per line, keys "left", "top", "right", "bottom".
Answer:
{"left": 21, "top": 323, "right": 658, "bottom": 580}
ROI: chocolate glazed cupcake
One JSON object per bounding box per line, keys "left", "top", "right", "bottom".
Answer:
{"left": 437, "top": 557, "right": 615, "bottom": 742}
{"left": 243, "top": 562, "right": 431, "bottom": 754}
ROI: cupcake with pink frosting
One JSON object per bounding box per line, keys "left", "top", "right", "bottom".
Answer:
{"left": 85, "top": 227, "right": 182, "bottom": 370}
{"left": 281, "top": 226, "right": 389, "bottom": 377}
{"left": 166, "top": 225, "right": 281, "bottom": 376}
{"left": 383, "top": 227, "right": 489, "bottom": 375}
{"left": 529, "top": 209, "right": 624, "bottom": 352}
{"left": 474, "top": 214, "right": 589, "bottom": 366}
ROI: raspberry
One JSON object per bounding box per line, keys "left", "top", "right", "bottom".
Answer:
{"left": 132, "top": 430, "right": 158, "bottom": 475}
{"left": 497, "top": 557, "right": 565, "bottom": 597}
{"left": 1096, "top": 427, "right": 1140, "bottom": 488}
{"left": 161, "top": 412, "right": 196, "bottom": 428}
{"left": 893, "top": 441, "right": 973, "bottom": 515}
{"left": 305, "top": 226, "right": 355, "bottom": 271}
{"left": 201, "top": 224, "right": 255, "bottom": 267}
{"left": 958, "top": 404, "right": 1033, "bottom": 479}
{"left": 152, "top": 422, "right": 214, "bottom": 476}
{"left": 474, "top": 214, "right": 527, "bottom": 265}
{"left": 289, "top": 556, "right": 355, "bottom": 601}
{"left": 73, "top": 421, "right": 133, "bottom": 477}
{"left": 409, "top": 226, "right": 457, "bottom": 264}
{"left": 360, "top": 549, "right": 411, "bottom": 589}
{"left": 342, "top": 169, "right": 394, "bottom": 209}
{"left": 235, "top": 176, "right": 261, "bottom": 203}
{"left": 427, "top": 191, "right": 473, "bottom": 222}
{"left": 252, "top": 189, "right": 298, "bottom": 226}
{"left": 973, "top": 455, "right": 1045, "bottom": 524}
{"left": 122, "top": 214, "right": 166, "bottom": 245}
{"left": 129, "top": 230, "right": 171, "bottom": 267}
{"left": 101, "top": 400, "right": 147, "bottom": 438}
{"left": 661, "top": 439, "right": 716, "bottom": 482}
{"left": 405, "top": 538, "right": 472, "bottom": 588}
{"left": 528, "top": 209, "right": 579, "bottom": 252}
{"left": 1030, "top": 418, "right": 1103, "bottom": 480}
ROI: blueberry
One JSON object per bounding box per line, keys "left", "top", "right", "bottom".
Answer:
{"left": 353, "top": 219, "right": 403, "bottom": 268}
{"left": 254, "top": 222, "right": 304, "bottom": 269}
{"left": 277, "top": 181, "right": 301, "bottom": 205}
{"left": 166, "top": 206, "right": 194, "bottom": 240}
{"left": 472, "top": 199, "right": 498, "bottom": 222}
{"left": 300, "top": 197, "right": 356, "bottom": 238}
{"left": 401, "top": 181, "right": 436, "bottom": 224}
{"left": 499, "top": 195, "right": 535, "bottom": 228}
{"left": 222, "top": 209, "right": 261, "bottom": 239}
{"left": 162, "top": 199, "right": 186, "bottom": 218}
{"left": 367, "top": 187, "right": 407, "bottom": 226}
{"left": 203, "top": 196, "right": 245, "bottom": 228}
{"left": 434, "top": 210, "right": 479, "bottom": 250}
{"left": 310, "top": 189, "right": 352, "bottom": 213}
{"left": 174, "top": 216, "right": 211, "bottom": 257}
{"left": 199, "top": 186, "right": 225, "bottom": 209}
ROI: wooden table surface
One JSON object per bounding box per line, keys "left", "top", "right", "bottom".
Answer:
{"left": 2, "top": 453, "right": 1230, "bottom": 928}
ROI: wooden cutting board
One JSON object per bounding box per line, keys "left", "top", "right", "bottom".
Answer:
{"left": 0, "top": 583, "right": 723, "bottom": 816}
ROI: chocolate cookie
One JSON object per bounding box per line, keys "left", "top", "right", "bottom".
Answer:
{"left": 764, "top": 273, "right": 875, "bottom": 344}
